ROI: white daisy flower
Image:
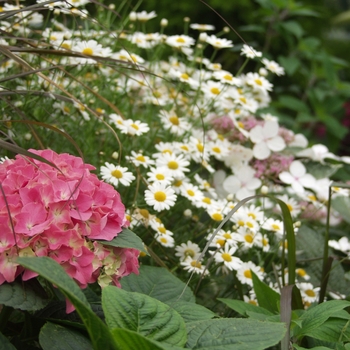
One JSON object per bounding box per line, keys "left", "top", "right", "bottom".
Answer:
{"left": 296, "top": 268, "right": 310, "bottom": 281}
{"left": 156, "top": 153, "right": 190, "bottom": 179}
{"left": 180, "top": 183, "right": 205, "bottom": 203}
{"left": 240, "top": 44, "right": 262, "bottom": 59}
{"left": 100, "top": 163, "right": 135, "bottom": 187}
{"left": 262, "top": 218, "right": 284, "bottom": 237}
{"left": 156, "top": 233, "right": 175, "bottom": 247}
{"left": 298, "top": 282, "right": 320, "bottom": 304}
{"left": 165, "top": 34, "right": 195, "bottom": 48}
{"left": 126, "top": 151, "right": 155, "bottom": 168}
{"left": 175, "top": 241, "right": 201, "bottom": 261}
{"left": 205, "top": 35, "right": 233, "bottom": 49}
{"left": 181, "top": 257, "right": 209, "bottom": 275}
{"left": 146, "top": 167, "right": 173, "bottom": 185}
{"left": 190, "top": 23, "right": 215, "bottom": 31}
{"left": 236, "top": 261, "right": 264, "bottom": 286}
{"left": 134, "top": 10, "right": 157, "bottom": 22}
{"left": 144, "top": 182, "right": 177, "bottom": 211}
{"left": 212, "top": 70, "right": 240, "bottom": 85}
{"left": 262, "top": 58, "right": 285, "bottom": 76}
{"left": 211, "top": 243, "right": 242, "bottom": 271}
{"left": 117, "top": 119, "right": 150, "bottom": 136}
{"left": 158, "top": 109, "right": 191, "bottom": 136}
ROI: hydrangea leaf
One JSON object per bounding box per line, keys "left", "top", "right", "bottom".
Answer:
{"left": 39, "top": 322, "right": 93, "bottom": 350}
{"left": 17, "top": 257, "right": 119, "bottom": 350}
{"left": 304, "top": 160, "right": 342, "bottom": 179}
{"left": 0, "top": 332, "right": 17, "bottom": 350}
{"left": 97, "top": 228, "right": 147, "bottom": 254}
{"left": 120, "top": 265, "right": 195, "bottom": 303}
{"left": 186, "top": 318, "right": 286, "bottom": 349}
{"left": 102, "top": 286, "right": 187, "bottom": 347}
{"left": 0, "top": 281, "right": 48, "bottom": 311}
{"left": 332, "top": 196, "right": 350, "bottom": 224}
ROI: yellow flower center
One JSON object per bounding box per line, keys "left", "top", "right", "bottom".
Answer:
{"left": 197, "top": 143, "right": 204, "bottom": 152}
{"left": 139, "top": 209, "right": 149, "bottom": 218}
{"left": 223, "top": 74, "right": 232, "bottom": 81}
{"left": 245, "top": 235, "right": 254, "bottom": 243}
{"left": 191, "top": 260, "right": 202, "bottom": 268}
{"left": 169, "top": 116, "right": 179, "bottom": 125}
{"left": 181, "top": 145, "right": 189, "bottom": 151}
{"left": 223, "top": 233, "right": 232, "bottom": 239}
{"left": 246, "top": 222, "right": 254, "bottom": 229}
{"left": 237, "top": 220, "right": 245, "bottom": 226}
{"left": 173, "top": 180, "right": 182, "bottom": 187}
{"left": 211, "top": 213, "right": 223, "bottom": 221}
{"left": 222, "top": 253, "right": 232, "bottom": 262}
{"left": 131, "top": 123, "right": 139, "bottom": 130}
{"left": 254, "top": 79, "right": 262, "bottom": 86}
{"left": 156, "top": 174, "right": 165, "bottom": 180}
{"left": 111, "top": 169, "right": 123, "bottom": 179}
{"left": 82, "top": 47, "right": 93, "bottom": 55}
{"left": 244, "top": 270, "right": 252, "bottom": 279}
{"left": 136, "top": 155, "right": 146, "bottom": 162}
{"left": 154, "top": 191, "right": 166, "bottom": 202}
{"left": 287, "top": 204, "right": 293, "bottom": 212}
{"left": 187, "top": 190, "right": 195, "bottom": 197}
{"left": 216, "top": 239, "right": 225, "bottom": 247}
{"left": 184, "top": 249, "right": 195, "bottom": 258}
{"left": 248, "top": 212, "right": 256, "bottom": 220}
{"left": 272, "top": 224, "right": 281, "bottom": 231}
{"left": 239, "top": 97, "right": 247, "bottom": 104}
{"left": 181, "top": 73, "right": 189, "bottom": 80}
{"left": 168, "top": 161, "right": 179, "bottom": 170}
{"left": 297, "top": 269, "right": 307, "bottom": 277}
{"left": 158, "top": 226, "right": 166, "bottom": 234}
{"left": 210, "top": 87, "right": 220, "bottom": 95}
{"left": 160, "top": 237, "right": 168, "bottom": 244}
{"left": 212, "top": 146, "right": 221, "bottom": 153}
{"left": 262, "top": 238, "right": 268, "bottom": 246}
{"left": 305, "top": 289, "right": 316, "bottom": 297}
{"left": 176, "top": 37, "right": 185, "bottom": 43}
{"left": 202, "top": 197, "right": 211, "bottom": 204}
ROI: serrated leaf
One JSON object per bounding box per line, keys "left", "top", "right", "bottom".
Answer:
{"left": 17, "top": 257, "right": 119, "bottom": 350}
{"left": 164, "top": 300, "right": 215, "bottom": 323}
{"left": 0, "top": 332, "right": 16, "bottom": 350}
{"left": 186, "top": 318, "right": 286, "bottom": 349}
{"left": 110, "top": 328, "right": 182, "bottom": 350}
{"left": 39, "top": 322, "right": 93, "bottom": 350}
{"left": 294, "top": 300, "right": 350, "bottom": 337}
{"left": 102, "top": 286, "right": 187, "bottom": 347}
{"left": 0, "top": 281, "right": 48, "bottom": 311}
{"left": 96, "top": 228, "right": 147, "bottom": 254}
{"left": 218, "top": 298, "right": 273, "bottom": 317}
{"left": 120, "top": 265, "right": 195, "bottom": 303}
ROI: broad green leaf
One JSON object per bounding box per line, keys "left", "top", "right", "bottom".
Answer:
{"left": 280, "top": 21, "right": 304, "bottom": 38}
{"left": 0, "top": 332, "right": 16, "bottom": 350}
{"left": 278, "top": 56, "right": 300, "bottom": 75}
{"left": 39, "top": 322, "right": 93, "bottom": 350}
{"left": 164, "top": 300, "right": 215, "bottom": 323}
{"left": 120, "top": 265, "right": 195, "bottom": 303}
{"left": 294, "top": 300, "right": 350, "bottom": 337}
{"left": 97, "top": 228, "right": 147, "bottom": 254}
{"left": 304, "top": 318, "right": 350, "bottom": 343}
{"left": 218, "top": 298, "right": 273, "bottom": 317}
{"left": 293, "top": 346, "right": 335, "bottom": 350}
{"left": 278, "top": 95, "right": 310, "bottom": 113}
{"left": 17, "top": 257, "right": 119, "bottom": 350}
{"left": 0, "top": 281, "right": 48, "bottom": 311}
{"left": 186, "top": 318, "right": 286, "bottom": 349}
{"left": 304, "top": 161, "right": 342, "bottom": 180}
{"left": 252, "top": 270, "right": 280, "bottom": 314}
{"left": 110, "top": 328, "right": 182, "bottom": 350}
{"left": 102, "top": 286, "right": 187, "bottom": 347}
{"left": 332, "top": 196, "right": 350, "bottom": 224}
{"left": 289, "top": 9, "right": 320, "bottom": 17}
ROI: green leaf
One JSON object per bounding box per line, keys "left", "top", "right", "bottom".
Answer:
{"left": 289, "top": 8, "right": 320, "bottom": 17}
{"left": 186, "top": 318, "right": 286, "bottom": 349}
{"left": 304, "top": 318, "right": 350, "bottom": 343}
{"left": 102, "top": 286, "right": 187, "bottom": 347}
{"left": 120, "top": 265, "right": 195, "bottom": 303}
{"left": 17, "top": 257, "right": 119, "bottom": 350}
{"left": 97, "top": 228, "right": 147, "bottom": 254}
{"left": 0, "top": 281, "right": 48, "bottom": 311}
{"left": 251, "top": 270, "right": 280, "bottom": 314}
{"left": 332, "top": 196, "right": 350, "bottom": 224}
{"left": 304, "top": 161, "right": 342, "bottom": 180}
{"left": 293, "top": 345, "right": 335, "bottom": 350}
{"left": 164, "top": 300, "right": 215, "bottom": 323}
{"left": 0, "top": 332, "right": 16, "bottom": 350}
{"left": 280, "top": 21, "right": 304, "bottom": 38}
{"left": 110, "top": 328, "right": 181, "bottom": 350}
{"left": 278, "top": 56, "right": 300, "bottom": 75}
{"left": 278, "top": 95, "right": 310, "bottom": 113}
{"left": 39, "top": 322, "right": 93, "bottom": 350}
{"left": 294, "top": 300, "right": 350, "bottom": 337}
{"left": 218, "top": 298, "right": 273, "bottom": 317}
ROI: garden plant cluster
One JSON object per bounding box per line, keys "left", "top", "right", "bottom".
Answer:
{"left": 0, "top": 0, "right": 350, "bottom": 349}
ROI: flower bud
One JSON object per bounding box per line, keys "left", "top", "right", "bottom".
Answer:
{"left": 261, "top": 185, "right": 268, "bottom": 194}
{"left": 160, "top": 18, "right": 168, "bottom": 27}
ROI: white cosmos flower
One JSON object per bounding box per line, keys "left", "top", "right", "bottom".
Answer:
{"left": 250, "top": 120, "right": 286, "bottom": 160}
{"left": 100, "top": 163, "right": 135, "bottom": 187}
{"left": 144, "top": 182, "right": 177, "bottom": 211}
{"left": 279, "top": 160, "right": 316, "bottom": 194}
{"left": 222, "top": 165, "right": 261, "bottom": 200}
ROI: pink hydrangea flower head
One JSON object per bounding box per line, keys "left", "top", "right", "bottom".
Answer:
{"left": 0, "top": 149, "right": 139, "bottom": 304}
